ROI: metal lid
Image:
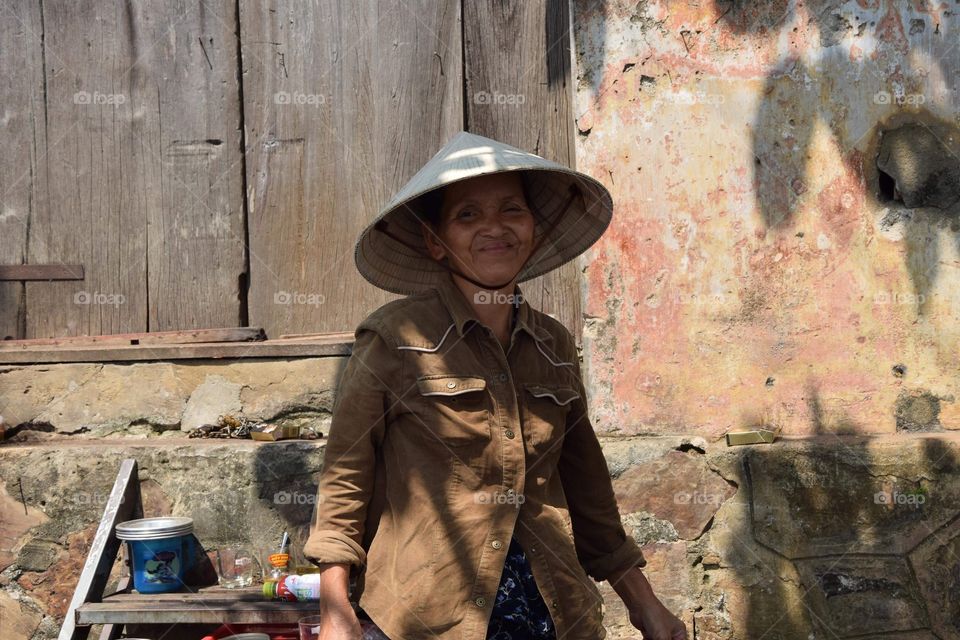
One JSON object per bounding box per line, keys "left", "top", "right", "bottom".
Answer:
{"left": 221, "top": 634, "right": 271, "bottom": 640}
{"left": 115, "top": 517, "right": 193, "bottom": 541}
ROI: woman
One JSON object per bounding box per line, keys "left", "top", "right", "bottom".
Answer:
{"left": 304, "top": 132, "right": 686, "bottom": 640}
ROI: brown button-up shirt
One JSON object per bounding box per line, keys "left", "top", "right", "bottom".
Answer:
{"left": 304, "top": 274, "right": 645, "bottom": 639}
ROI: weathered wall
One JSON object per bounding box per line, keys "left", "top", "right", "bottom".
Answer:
{"left": 2, "top": 434, "right": 958, "bottom": 640}
{"left": 573, "top": 0, "right": 960, "bottom": 439}
{"left": 0, "top": 358, "right": 344, "bottom": 437}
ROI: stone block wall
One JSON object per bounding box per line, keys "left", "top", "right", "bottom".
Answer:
{"left": 1, "top": 359, "right": 958, "bottom": 639}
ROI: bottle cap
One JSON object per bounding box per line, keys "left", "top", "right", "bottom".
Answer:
{"left": 262, "top": 581, "right": 276, "bottom": 599}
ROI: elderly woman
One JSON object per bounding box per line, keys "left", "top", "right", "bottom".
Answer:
{"left": 304, "top": 132, "right": 686, "bottom": 640}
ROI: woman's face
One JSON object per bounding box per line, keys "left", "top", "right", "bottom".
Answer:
{"left": 422, "top": 173, "right": 536, "bottom": 289}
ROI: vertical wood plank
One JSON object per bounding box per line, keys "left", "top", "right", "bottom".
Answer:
{"left": 0, "top": 1, "right": 45, "bottom": 340}
{"left": 146, "top": 1, "right": 247, "bottom": 332}
{"left": 25, "top": 0, "right": 245, "bottom": 338}
{"left": 26, "top": 0, "right": 149, "bottom": 338}
{"left": 463, "top": 0, "right": 583, "bottom": 339}
{"left": 241, "top": 0, "right": 463, "bottom": 335}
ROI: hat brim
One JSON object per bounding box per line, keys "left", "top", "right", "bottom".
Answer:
{"left": 354, "top": 133, "right": 614, "bottom": 295}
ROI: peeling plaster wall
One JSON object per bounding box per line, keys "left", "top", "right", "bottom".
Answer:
{"left": 573, "top": 1, "right": 960, "bottom": 439}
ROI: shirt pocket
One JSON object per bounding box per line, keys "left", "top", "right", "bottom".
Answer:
{"left": 521, "top": 383, "right": 579, "bottom": 453}
{"left": 413, "top": 375, "right": 492, "bottom": 447}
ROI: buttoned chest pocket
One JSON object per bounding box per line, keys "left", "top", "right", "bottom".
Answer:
{"left": 414, "top": 375, "right": 492, "bottom": 447}
{"left": 520, "top": 384, "right": 579, "bottom": 455}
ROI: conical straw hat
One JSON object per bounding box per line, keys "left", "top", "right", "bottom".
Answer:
{"left": 355, "top": 131, "right": 613, "bottom": 294}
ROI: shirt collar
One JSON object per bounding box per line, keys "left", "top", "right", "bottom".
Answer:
{"left": 433, "top": 273, "right": 546, "bottom": 343}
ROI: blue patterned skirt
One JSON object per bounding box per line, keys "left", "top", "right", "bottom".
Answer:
{"left": 359, "top": 536, "right": 557, "bottom": 639}
{"left": 486, "top": 536, "right": 557, "bottom": 639}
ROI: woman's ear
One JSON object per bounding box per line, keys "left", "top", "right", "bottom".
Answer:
{"left": 421, "top": 223, "right": 446, "bottom": 261}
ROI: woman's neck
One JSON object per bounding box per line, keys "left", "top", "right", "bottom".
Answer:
{"left": 450, "top": 275, "right": 517, "bottom": 349}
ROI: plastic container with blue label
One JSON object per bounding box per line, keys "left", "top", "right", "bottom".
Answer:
{"left": 115, "top": 517, "right": 194, "bottom": 593}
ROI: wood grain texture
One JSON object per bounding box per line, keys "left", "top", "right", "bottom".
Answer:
{"left": 241, "top": 0, "right": 463, "bottom": 335}
{"left": 77, "top": 585, "right": 318, "bottom": 626}
{"left": 145, "top": 1, "right": 247, "bottom": 332}
{"left": 24, "top": 0, "right": 245, "bottom": 339}
{"left": 463, "top": 0, "right": 582, "bottom": 339}
{"left": 2, "top": 1, "right": 582, "bottom": 339}
{"left": 0, "top": 0, "right": 45, "bottom": 339}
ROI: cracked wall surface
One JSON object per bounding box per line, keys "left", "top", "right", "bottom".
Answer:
{"left": 573, "top": 1, "right": 960, "bottom": 439}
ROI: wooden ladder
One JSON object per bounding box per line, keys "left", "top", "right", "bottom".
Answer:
{"left": 60, "top": 458, "right": 316, "bottom": 640}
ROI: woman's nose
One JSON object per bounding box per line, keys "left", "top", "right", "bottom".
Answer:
{"left": 477, "top": 209, "right": 508, "bottom": 235}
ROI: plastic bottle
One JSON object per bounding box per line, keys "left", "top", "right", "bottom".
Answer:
{"left": 262, "top": 573, "right": 322, "bottom": 601}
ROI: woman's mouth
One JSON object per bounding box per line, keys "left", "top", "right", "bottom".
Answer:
{"left": 479, "top": 241, "right": 514, "bottom": 253}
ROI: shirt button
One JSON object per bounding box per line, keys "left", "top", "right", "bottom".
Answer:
{"left": 446, "top": 381, "right": 457, "bottom": 389}
{"left": 475, "top": 596, "right": 486, "bottom": 607}
{"left": 504, "top": 429, "right": 515, "bottom": 439}
{"left": 491, "top": 540, "right": 502, "bottom": 549}
{"left": 498, "top": 373, "right": 508, "bottom": 382}
{"left": 551, "top": 600, "right": 558, "bottom": 609}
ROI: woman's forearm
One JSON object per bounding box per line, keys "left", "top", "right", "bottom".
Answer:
{"left": 317, "top": 563, "right": 352, "bottom": 611}
{"left": 607, "top": 564, "right": 658, "bottom": 608}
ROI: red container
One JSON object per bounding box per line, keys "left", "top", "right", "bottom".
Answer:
{"left": 200, "top": 623, "right": 299, "bottom": 640}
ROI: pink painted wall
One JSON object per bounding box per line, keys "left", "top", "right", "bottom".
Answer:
{"left": 573, "top": 1, "right": 960, "bottom": 439}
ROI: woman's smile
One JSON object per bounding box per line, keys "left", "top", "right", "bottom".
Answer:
{"left": 423, "top": 172, "right": 536, "bottom": 287}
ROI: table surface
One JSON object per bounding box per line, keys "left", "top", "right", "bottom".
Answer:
{"left": 76, "top": 585, "right": 324, "bottom": 625}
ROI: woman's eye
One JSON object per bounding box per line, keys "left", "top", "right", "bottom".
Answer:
{"left": 455, "top": 209, "right": 477, "bottom": 220}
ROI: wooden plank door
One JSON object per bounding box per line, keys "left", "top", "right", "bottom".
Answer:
{"left": 464, "top": 0, "right": 582, "bottom": 338}
{"left": 0, "top": 1, "right": 46, "bottom": 340}
{"left": 13, "top": 0, "right": 246, "bottom": 339}
{"left": 241, "top": 0, "right": 463, "bottom": 336}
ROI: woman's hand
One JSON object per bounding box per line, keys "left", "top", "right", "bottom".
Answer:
{"left": 317, "top": 562, "right": 362, "bottom": 640}
{"left": 628, "top": 598, "right": 687, "bottom": 640}
{"left": 608, "top": 565, "right": 688, "bottom": 640}
{"left": 317, "top": 601, "right": 362, "bottom": 640}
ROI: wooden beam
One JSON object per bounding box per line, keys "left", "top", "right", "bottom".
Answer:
{"left": 0, "top": 339, "right": 352, "bottom": 364}
{"left": 60, "top": 459, "right": 143, "bottom": 640}
{"left": 0, "top": 265, "right": 85, "bottom": 281}
{"left": 274, "top": 331, "right": 355, "bottom": 343}
{"left": 0, "top": 327, "right": 266, "bottom": 350}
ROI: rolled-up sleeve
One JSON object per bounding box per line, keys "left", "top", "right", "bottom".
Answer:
{"left": 557, "top": 338, "right": 646, "bottom": 582}
{"left": 303, "top": 323, "right": 396, "bottom": 567}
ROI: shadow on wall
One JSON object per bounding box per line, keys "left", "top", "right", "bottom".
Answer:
{"left": 252, "top": 355, "right": 349, "bottom": 571}
{"left": 714, "top": 0, "right": 960, "bottom": 313}
{"left": 725, "top": 392, "right": 960, "bottom": 638}
{"left": 703, "top": 4, "right": 960, "bottom": 631}
{"left": 578, "top": 0, "right": 960, "bottom": 313}
{"left": 575, "top": 1, "right": 960, "bottom": 637}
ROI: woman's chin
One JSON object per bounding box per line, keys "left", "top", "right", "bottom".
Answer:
{"left": 459, "top": 269, "right": 518, "bottom": 288}
{"left": 471, "top": 260, "right": 529, "bottom": 286}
